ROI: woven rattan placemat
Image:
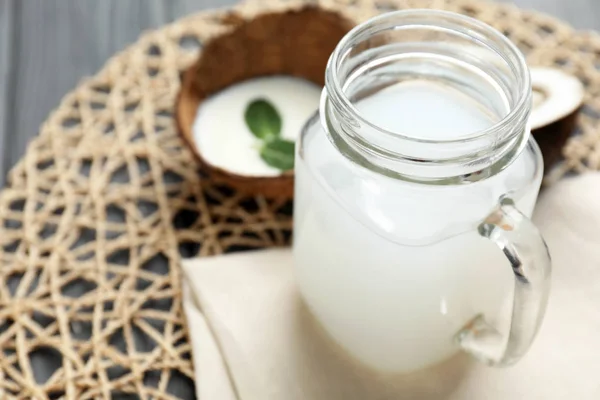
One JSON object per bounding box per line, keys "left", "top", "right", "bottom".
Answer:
{"left": 0, "top": 0, "right": 598, "bottom": 398}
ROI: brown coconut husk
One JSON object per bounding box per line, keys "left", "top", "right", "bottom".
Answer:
{"left": 533, "top": 109, "right": 580, "bottom": 171}
{"left": 176, "top": 6, "right": 355, "bottom": 199}
{"left": 527, "top": 67, "right": 585, "bottom": 173}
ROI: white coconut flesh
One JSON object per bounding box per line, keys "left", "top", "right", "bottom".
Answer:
{"left": 192, "top": 76, "right": 321, "bottom": 177}
{"left": 529, "top": 67, "right": 585, "bottom": 130}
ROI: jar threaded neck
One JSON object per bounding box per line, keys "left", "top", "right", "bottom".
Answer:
{"left": 323, "top": 10, "right": 532, "bottom": 181}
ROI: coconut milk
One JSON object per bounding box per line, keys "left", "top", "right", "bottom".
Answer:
{"left": 293, "top": 80, "right": 541, "bottom": 373}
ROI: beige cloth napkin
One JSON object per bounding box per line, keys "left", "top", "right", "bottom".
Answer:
{"left": 182, "top": 173, "right": 600, "bottom": 400}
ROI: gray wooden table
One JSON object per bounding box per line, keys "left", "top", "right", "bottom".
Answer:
{"left": 0, "top": 0, "right": 596, "bottom": 186}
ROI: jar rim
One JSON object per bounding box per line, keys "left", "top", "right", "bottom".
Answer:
{"left": 325, "top": 9, "right": 531, "bottom": 146}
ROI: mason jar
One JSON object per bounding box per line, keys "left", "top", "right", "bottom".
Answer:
{"left": 293, "top": 10, "right": 551, "bottom": 374}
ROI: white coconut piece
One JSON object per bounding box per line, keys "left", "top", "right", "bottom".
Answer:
{"left": 192, "top": 76, "right": 321, "bottom": 178}
{"left": 529, "top": 67, "right": 585, "bottom": 130}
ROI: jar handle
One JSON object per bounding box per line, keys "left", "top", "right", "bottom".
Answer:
{"left": 456, "top": 197, "right": 551, "bottom": 366}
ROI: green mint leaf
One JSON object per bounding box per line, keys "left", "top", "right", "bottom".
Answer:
{"left": 245, "top": 99, "right": 282, "bottom": 140}
{"left": 260, "top": 138, "right": 295, "bottom": 171}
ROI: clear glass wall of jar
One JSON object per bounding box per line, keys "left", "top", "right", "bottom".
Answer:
{"left": 293, "top": 10, "right": 551, "bottom": 374}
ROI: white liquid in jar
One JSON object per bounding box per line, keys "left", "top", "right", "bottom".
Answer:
{"left": 293, "top": 80, "right": 542, "bottom": 373}
{"left": 355, "top": 80, "right": 497, "bottom": 139}
{"left": 192, "top": 76, "right": 321, "bottom": 177}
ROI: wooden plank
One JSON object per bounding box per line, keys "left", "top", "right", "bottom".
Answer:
{"left": 7, "top": 0, "right": 97, "bottom": 181}
{"left": 499, "top": 0, "right": 600, "bottom": 30}
{"left": 170, "top": 0, "right": 238, "bottom": 16}
{"left": 0, "top": 0, "right": 15, "bottom": 184}
{"left": 4, "top": 0, "right": 176, "bottom": 185}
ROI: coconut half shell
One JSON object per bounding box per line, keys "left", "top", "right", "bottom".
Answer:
{"left": 530, "top": 67, "right": 585, "bottom": 171}
{"left": 176, "top": 6, "right": 354, "bottom": 199}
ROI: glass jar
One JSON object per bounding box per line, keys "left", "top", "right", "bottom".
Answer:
{"left": 293, "top": 10, "right": 551, "bottom": 374}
